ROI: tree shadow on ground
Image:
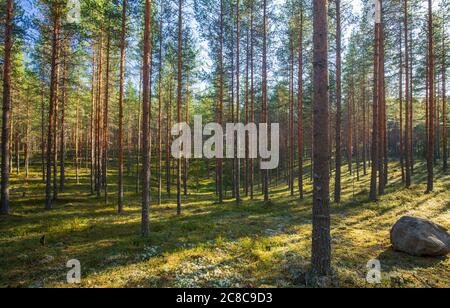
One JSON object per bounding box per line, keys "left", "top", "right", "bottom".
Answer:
{"left": 377, "top": 247, "right": 448, "bottom": 271}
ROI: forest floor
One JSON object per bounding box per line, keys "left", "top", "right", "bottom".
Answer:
{"left": 0, "top": 161, "right": 449, "bottom": 288}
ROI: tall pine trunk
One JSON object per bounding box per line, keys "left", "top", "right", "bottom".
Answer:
{"left": 46, "top": 11, "right": 61, "bottom": 210}
{"left": 157, "top": 10, "right": 163, "bottom": 206}
{"left": 217, "top": 0, "right": 224, "bottom": 203}
{"left": 59, "top": 44, "right": 68, "bottom": 192}
{"left": 370, "top": 2, "right": 380, "bottom": 201}
{"left": 118, "top": 0, "right": 127, "bottom": 213}
{"left": 404, "top": 0, "right": 411, "bottom": 187}
{"left": 334, "top": 0, "right": 341, "bottom": 203}
{"left": 262, "top": 0, "right": 269, "bottom": 203}
{"left": 176, "top": 0, "right": 183, "bottom": 215}
{"left": 90, "top": 49, "right": 96, "bottom": 195}
{"left": 399, "top": 23, "right": 405, "bottom": 183}
{"left": 141, "top": 0, "right": 152, "bottom": 236}
{"left": 103, "top": 33, "right": 111, "bottom": 204}
{"left": 426, "top": 0, "right": 434, "bottom": 192}
{"left": 1, "top": 0, "right": 13, "bottom": 214}
{"left": 249, "top": 0, "right": 255, "bottom": 200}
{"left": 443, "top": 21, "right": 448, "bottom": 172}
{"left": 235, "top": 0, "right": 241, "bottom": 204}
{"left": 311, "top": 0, "right": 331, "bottom": 276}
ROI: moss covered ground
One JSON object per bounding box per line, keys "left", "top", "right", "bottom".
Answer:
{"left": 0, "top": 161, "right": 448, "bottom": 288}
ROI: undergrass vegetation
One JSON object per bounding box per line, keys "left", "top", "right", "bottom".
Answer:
{"left": 0, "top": 161, "right": 448, "bottom": 288}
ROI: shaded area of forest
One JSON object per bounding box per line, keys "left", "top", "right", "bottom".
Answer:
{"left": 0, "top": 162, "right": 448, "bottom": 288}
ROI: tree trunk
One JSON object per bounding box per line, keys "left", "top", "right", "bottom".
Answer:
{"left": 378, "top": 3, "right": 386, "bottom": 195}
{"left": 59, "top": 44, "right": 68, "bottom": 192}
{"left": 141, "top": 0, "right": 152, "bottom": 236}
{"left": 370, "top": 3, "right": 380, "bottom": 201}
{"left": 426, "top": 0, "right": 434, "bottom": 193}
{"left": 75, "top": 98, "right": 80, "bottom": 184}
{"left": 348, "top": 77, "right": 353, "bottom": 175}
{"left": 404, "top": 0, "right": 411, "bottom": 187}
{"left": 443, "top": 20, "right": 448, "bottom": 172}
{"left": 244, "top": 15, "right": 249, "bottom": 198}
{"left": 90, "top": 49, "right": 96, "bottom": 195}
{"left": 289, "top": 35, "right": 294, "bottom": 196}
{"left": 311, "top": 0, "right": 331, "bottom": 276}
{"left": 1, "top": 0, "right": 13, "bottom": 214}
{"left": 250, "top": 0, "right": 255, "bottom": 200}
{"left": 103, "top": 33, "right": 111, "bottom": 204}
{"left": 46, "top": 11, "right": 61, "bottom": 210}
{"left": 177, "top": 0, "right": 183, "bottom": 214}
{"left": 334, "top": 0, "right": 341, "bottom": 203}
{"left": 166, "top": 75, "right": 172, "bottom": 197}
{"left": 399, "top": 23, "right": 405, "bottom": 183}
{"left": 235, "top": 0, "right": 241, "bottom": 204}
{"left": 118, "top": 0, "right": 127, "bottom": 213}
{"left": 25, "top": 88, "right": 30, "bottom": 180}
{"left": 262, "top": 0, "right": 269, "bottom": 203}
{"left": 157, "top": 8, "right": 163, "bottom": 205}
{"left": 362, "top": 73, "right": 368, "bottom": 176}
{"left": 96, "top": 34, "right": 103, "bottom": 198}
{"left": 41, "top": 89, "right": 46, "bottom": 182}
{"left": 217, "top": 0, "right": 224, "bottom": 203}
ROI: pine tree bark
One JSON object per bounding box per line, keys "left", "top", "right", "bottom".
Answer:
{"left": 177, "top": 0, "right": 183, "bottom": 215}
{"left": 244, "top": 17, "right": 249, "bottom": 198}
{"left": 311, "top": 0, "right": 331, "bottom": 276}
{"left": 399, "top": 24, "right": 405, "bottom": 183}
{"left": 378, "top": 3, "right": 386, "bottom": 195}
{"left": 25, "top": 88, "right": 30, "bottom": 180}
{"left": 90, "top": 49, "right": 96, "bottom": 195}
{"left": 235, "top": 0, "right": 241, "bottom": 204}
{"left": 370, "top": 5, "right": 380, "bottom": 201}
{"left": 95, "top": 33, "right": 103, "bottom": 198}
{"left": 59, "top": 43, "right": 68, "bottom": 192}
{"left": 404, "top": 0, "right": 411, "bottom": 187}
{"left": 1, "top": 0, "right": 13, "bottom": 214}
{"left": 362, "top": 73, "right": 368, "bottom": 176}
{"left": 46, "top": 10, "right": 61, "bottom": 210}
{"left": 141, "top": 0, "right": 152, "bottom": 236}
{"left": 75, "top": 98, "right": 80, "bottom": 184}
{"left": 166, "top": 75, "right": 172, "bottom": 197}
{"left": 157, "top": 10, "right": 163, "bottom": 206}
{"left": 348, "top": 76, "right": 353, "bottom": 175}
{"left": 334, "top": 0, "right": 341, "bottom": 203}
{"left": 426, "top": 0, "right": 434, "bottom": 192}
{"left": 217, "top": 0, "right": 224, "bottom": 203}
{"left": 118, "top": 0, "right": 127, "bottom": 213}
{"left": 289, "top": 35, "right": 294, "bottom": 196}
{"left": 262, "top": 0, "right": 269, "bottom": 203}
{"left": 443, "top": 22, "right": 448, "bottom": 172}
{"left": 249, "top": 0, "right": 255, "bottom": 200}
{"left": 103, "top": 33, "right": 111, "bottom": 204}
{"left": 41, "top": 89, "right": 46, "bottom": 182}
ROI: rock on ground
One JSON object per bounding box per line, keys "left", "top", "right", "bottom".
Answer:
{"left": 390, "top": 216, "right": 450, "bottom": 257}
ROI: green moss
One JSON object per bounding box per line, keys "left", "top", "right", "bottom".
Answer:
{"left": 0, "top": 162, "right": 448, "bottom": 288}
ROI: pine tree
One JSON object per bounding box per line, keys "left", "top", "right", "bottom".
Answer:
{"left": 118, "top": 0, "right": 127, "bottom": 213}
{"left": 141, "top": 0, "right": 152, "bottom": 236}
{"left": 177, "top": 0, "right": 183, "bottom": 215}
{"left": 1, "top": 0, "right": 14, "bottom": 215}
{"left": 426, "top": 0, "right": 434, "bottom": 193}
{"left": 334, "top": 0, "right": 342, "bottom": 203}
{"left": 46, "top": 6, "right": 61, "bottom": 210}
{"left": 311, "top": 0, "right": 331, "bottom": 276}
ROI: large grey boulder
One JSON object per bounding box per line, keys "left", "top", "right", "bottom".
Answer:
{"left": 390, "top": 216, "right": 450, "bottom": 257}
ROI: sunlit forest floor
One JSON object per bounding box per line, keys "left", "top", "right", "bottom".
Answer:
{"left": 0, "top": 161, "right": 449, "bottom": 288}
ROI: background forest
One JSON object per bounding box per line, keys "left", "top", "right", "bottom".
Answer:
{"left": 0, "top": 0, "right": 448, "bottom": 288}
